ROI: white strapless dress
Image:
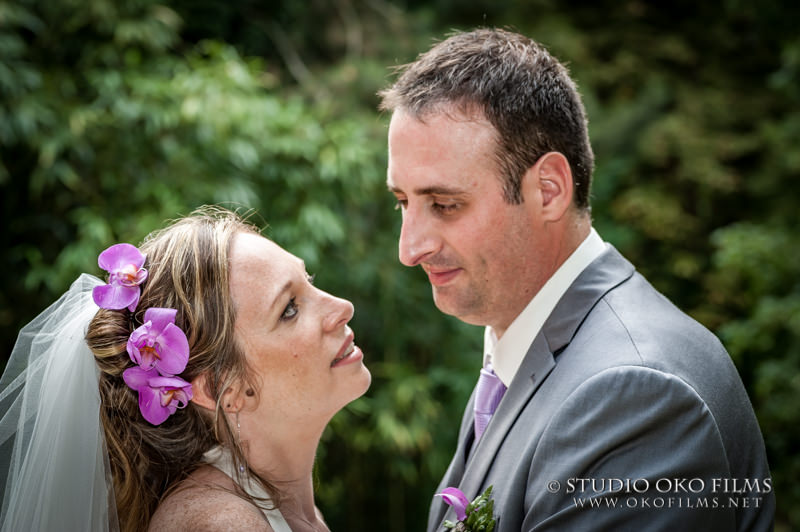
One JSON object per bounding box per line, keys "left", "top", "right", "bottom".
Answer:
{"left": 203, "top": 446, "right": 293, "bottom": 532}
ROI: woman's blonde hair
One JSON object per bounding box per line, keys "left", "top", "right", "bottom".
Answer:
{"left": 86, "top": 205, "right": 273, "bottom": 532}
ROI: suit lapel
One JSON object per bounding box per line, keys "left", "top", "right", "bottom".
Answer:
{"left": 432, "top": 246, "right": 636, "bottom": 529}
{"left": 430, "top": 339, "right": 556, "bottom": 529}
{"left": 457, "top": 333, "right": 556, "bottom": 502}
{"left": 540, "top": 246, "right": 634, "bottom": 354}
{"left": 428, "top": 389, "right": 478, "bottom": 529}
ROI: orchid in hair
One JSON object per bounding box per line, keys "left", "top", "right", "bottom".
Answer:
{"left": 123, "top": 366, "right": 193, "bottom": 425}
{"left": 92, "top": 243, "right": 148, "bottom": 311}
{"left": 123, "top": 311, "right": 192, "bottom": 425}
{"left": 92, "top": 243, "right": 193, "bottom": 425}
{"left": 127, "top": 307, "right": 190, "bottom": 375}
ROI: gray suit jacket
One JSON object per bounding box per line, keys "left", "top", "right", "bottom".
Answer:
{"left": 427, "top": 246, "right": 774, "bottom": 531}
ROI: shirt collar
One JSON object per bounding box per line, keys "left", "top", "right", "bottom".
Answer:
{"left": 483, "top": 228, "right": 606, "bottom": 386}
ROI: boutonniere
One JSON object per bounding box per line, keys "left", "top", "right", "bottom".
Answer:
{"left": 436, "top": 486, "right": 496, "bottom": 532}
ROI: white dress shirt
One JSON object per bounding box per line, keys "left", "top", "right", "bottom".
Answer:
{"left": 484, "top": 228, "right": 606, "bottom": 387}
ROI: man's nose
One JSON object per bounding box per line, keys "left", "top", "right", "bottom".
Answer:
{"left": 398, "top": 208, "right": 439, "bottom": 266}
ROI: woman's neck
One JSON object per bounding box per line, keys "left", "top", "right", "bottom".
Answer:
{"left": 246, "top": 420, "right": 328, "bottom": 529}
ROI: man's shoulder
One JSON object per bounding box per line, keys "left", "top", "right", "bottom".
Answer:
{"left": 589, "top": 268, "right": 724, "bottom": 352}
{"left": 548, "top": 245, "right": 721, "bottom": 361}
{"left": 561, "top": 270, "right": 735, "bottom": 398}
{"left": 547, "top": 264, "right": 742, "bottom": 415}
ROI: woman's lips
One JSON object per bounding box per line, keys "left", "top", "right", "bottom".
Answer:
{"left": 331, "top": 332, "right": 363, "bottom": 367}
{"left": 331, "top": 344, "right": 363, "bottom": 368}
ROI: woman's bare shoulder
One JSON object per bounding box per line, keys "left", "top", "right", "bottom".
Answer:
{"left": 148, "top": 466, "right": 272, "bottom": 532}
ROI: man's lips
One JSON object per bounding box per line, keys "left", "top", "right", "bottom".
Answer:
{"left": 423, "top": 266, "right": 462, "bottom": 286}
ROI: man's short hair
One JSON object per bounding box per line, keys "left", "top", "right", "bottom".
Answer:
{"left": 379, "top": 28, "right": 594, "bottom": 210}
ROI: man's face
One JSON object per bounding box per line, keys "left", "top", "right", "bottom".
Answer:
{"left": 387, "top": 108, "right": 553, "bottom": 334}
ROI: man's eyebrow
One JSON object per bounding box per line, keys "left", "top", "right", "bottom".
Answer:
{"left": 415, "top": 186, "right": 468, "bottom": 196}
{"left": 386, "top": 183, "right": 468, "bottom": 197}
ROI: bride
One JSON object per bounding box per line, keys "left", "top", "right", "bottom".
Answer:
{"left": 0, "top": 206, "right": 371, "bottom": 531}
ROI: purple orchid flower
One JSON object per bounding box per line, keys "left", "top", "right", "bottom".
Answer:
{"left": 437, "top": 487, "right": 470, "bottom": 521}
{"left": 93, "top": 243, "right": 148, "bottom": 311}
{"left": 127, "top": 307, "right": 190, "bottom": 375}
{"left": 123, "top": 366, "right": 193, "bottom": 425}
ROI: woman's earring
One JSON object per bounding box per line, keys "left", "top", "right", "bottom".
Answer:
{"left": 236, "top": 412, "right": 246, "bottom": 473}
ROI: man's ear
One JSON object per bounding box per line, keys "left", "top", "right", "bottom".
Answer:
{"left": 521, "top": 151, "right": 574, "bottom": 222}
{"left": 190, "top": 373, "right": 243, "bottom": 413}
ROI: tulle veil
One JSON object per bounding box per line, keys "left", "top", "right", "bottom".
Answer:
{"left": 0, "top": 274, "right": 119, "bottom": 531}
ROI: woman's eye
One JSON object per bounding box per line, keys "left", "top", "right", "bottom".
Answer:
{"left": 280, "top": 298, "right": 299, "bottom": 321}
{"left": 307, "top": 273, "right": 316, "bottom": 285}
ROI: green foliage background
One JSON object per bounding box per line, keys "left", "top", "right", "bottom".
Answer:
{"left": 1, "top": 0, "right": 797, "bottom": 529}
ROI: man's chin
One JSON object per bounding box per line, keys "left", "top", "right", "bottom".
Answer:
{"left": 432, "top": 288, "right": 484, "bottom": 325}
{"left": 431, "top": 287, "right": 455, "bottom": 314}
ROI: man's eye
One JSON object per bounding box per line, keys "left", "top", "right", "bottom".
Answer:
{"left": 280, "top": 298, "right": 299, "bottom": 321}
{"left": 307, "top": 273, "right": 316, "bottom": 285}
{"left": 433, "top": 202, "right": 459, "bottom": 213}
{"left": 394, "top": 199, "right": 407, "bottom": 210}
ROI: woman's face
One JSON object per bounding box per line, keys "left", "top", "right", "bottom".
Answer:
{"left": 229, "top": 233, "right": 371, "bottom": 431}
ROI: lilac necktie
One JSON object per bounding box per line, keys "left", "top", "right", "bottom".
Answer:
{"left": 473, "top": 364, "right": 507, "bottom": 441}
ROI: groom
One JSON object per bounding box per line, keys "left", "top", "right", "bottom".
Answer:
{"left": 380, "top": 29, "right": 774, "bottom": 531}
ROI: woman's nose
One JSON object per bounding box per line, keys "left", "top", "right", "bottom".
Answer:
{"left": 323, "top": 293, "right": 354, "bottom": 332}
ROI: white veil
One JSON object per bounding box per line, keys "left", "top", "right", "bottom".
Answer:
{"left": 0, "top": 274, "right": 119, "bottom": 531}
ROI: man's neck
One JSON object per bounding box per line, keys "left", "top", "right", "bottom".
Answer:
{"left": 492, "top": 216, "right": 591, "bottom": 339}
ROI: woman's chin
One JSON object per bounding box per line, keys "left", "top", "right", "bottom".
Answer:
{"left": 357, "top": 367, "right": 372, "bottom": 396}
{"left": 334, "top": 367, "right": 372, "bottom": 413}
